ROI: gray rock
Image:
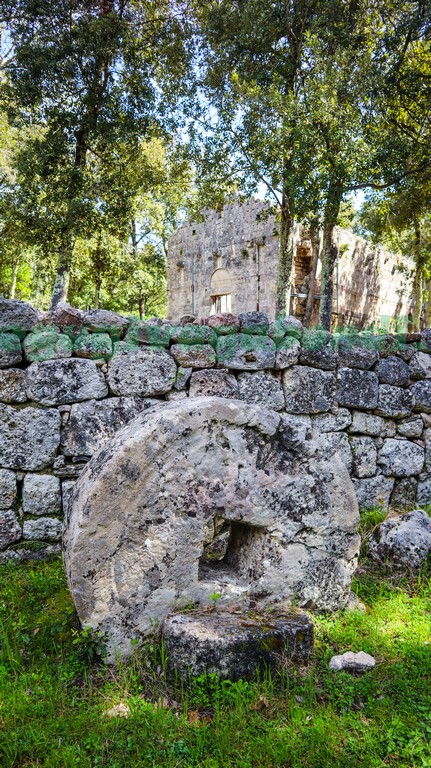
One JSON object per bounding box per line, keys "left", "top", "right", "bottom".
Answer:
{"left": 206, "top": 313, "right": 240, "bottom": 335}
{"left": 417, "top": 474, "right": 431, "bottom": 505}
{"left": 0, "top": 299, "right": 40, "bottom": 337}
{"left": 64, "top": 397, "right": 360, "bottom": 660}
{"left": 353, "top": 475, "right": 395, "bottom": 510}
{"left": 0, "top": 333, "right": 22, "bottom": 368}
{"left": 23, "top": 517, "right": 62, "bottom": 541}
{"left": 22, "top": 474, "right": 61, "bottom": 516}
{"left": 162, "top": 611, "right": 314, "bottom": 680}
{"left": 73, "top": 332, "right": 112, "bottom": 360}
{"left": 390, "top": 477, "right": 418, "bottom": 510}
{"left": 27, "top": 359, "right": 108, "bottom": 405}
{"left": 325, "top": 432, "right": 353, "bottom": 472}
{"left": 375, "top": 385, "right": 414, "bottom": 418}
{"left": 174, "top": 366, "right": 192, "bottom": 391}
{"left": 346, "top": 593, "right": 366, "bottom": 613}
{"left": 299, "top": 348, "right": 338, "bottom": 370}
{"left": 216, "top": 334, "right": 276, "bottom": 371}
{"left": 369, "top": 509, "right": 431, "bottom": 570}
{"left": 61, "top": 480, "right": 76, "bottom": 516}
{"left": 381, "top": 419, "right": 397, "bottom": 438}
{"left": 378, "top": 438, "right": 424, "bottom": 477}
{"left": 337, "top": 368, "right": 379, "bottom": 410}
{"left": 238, "top": 371, "right": 285, "bottom": 411}
{"left": 351, "top": 437, "right": 377, "bottom": 478}
{"left": 350, "top": 411, "right": 384, "bottom": 436}
{"left": 280, "top": 316, "right": 303, "bottom": 340}
{"left": 107, "top": 348, "right": 176, "bottom": 396}
{"left": 170, "top": 343, "right": 216, "bottom": 369}
{"left": 0, "top": 404, "right": 60, "bottom": 470}
{"left": 375, "top": 356, "right": 410, "bottom": 386}
{"left": 166, "top": 390, "right": 187, "bottom": 401}
{"left": 274, "top": 337, "right": 300, "bottom": 370}
{"left": 411, "top": 380, "right": 431, "bottom": 413}
{"left": 126, "top": 321, "right": 172, "bottom": 347}
{"left": 83, "top": 309, "right": 129, "bottom": 339}
{"left": 0, "top": 469, "right": 16, "bottom": 509}
{"left": 329, "top": 651, "right": 375, "bottom": 672}
{"left": 421, "top": 329, "right": 431, "bottom": 348}
{"left": 311, "top": 409, "right": 352, "bottom": 433}
{"left": 409, "top": 351, "right": 431, "bottom": 380}
{"left": 283, "top": 366, "right": 337, "bottom": 414}
{"left": 397, "top": 415, "right": 423, "bottom": 438}
{"left": 238, "top": 311, "right": 269, "bottom": 335}
{"left": 279, "top": 415, "right": 312, "bottom": 446}
{"left": 0, "top": 369, "right": 27, "bottom": 403}
{"left": 23, "top": 329, "right": 72, "bottom": 362}
{"left": 62, "top": 396, "right": 157, "bottom": 457}
{"left": 0, "top": 543, "right": 61, "bottom": 564}
{"left": 0, "top": 509, "right": 21, "bottom": 550}
{"left": 189, "top": 370, "right": 239, "bottom": 399}
{"left": 42, "top": 303, "right": 83, "bottom": 336}
{"left": 337, "top": 340, "right": 379, "bottom": 370}
{"left": 171, "top": 325, "right": 217, "bottom": 347}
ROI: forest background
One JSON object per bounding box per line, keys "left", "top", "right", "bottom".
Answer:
{"left": 0, "top": 0, "right": 430, "bottom": 331}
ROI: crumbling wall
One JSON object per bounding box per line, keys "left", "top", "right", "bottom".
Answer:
{"left": 1, "top": 298, "right": 430, "bottom": 563}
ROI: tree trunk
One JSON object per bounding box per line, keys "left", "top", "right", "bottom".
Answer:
{"left": 425, "top": 279, "right": 431, "bottom": 328}
{"left": 412, "top": 222, "right": 423, "bottom": 331}
{"left": 319, "top": 182, "right": 343, "bottom": 330}
{"left": 9, "top": 260, "right": 19, "bottom": 299}
{"left": 303, "top": 227, "right": 320, "bottom": 327}
{"left": 276, "top": 192, "right": 295, "bottom": 318}
{"left": 49, "top": 241, "right": 74, "bottom": 309}
{"left": 138, "top": 293, "right": 145, "bottom": 320}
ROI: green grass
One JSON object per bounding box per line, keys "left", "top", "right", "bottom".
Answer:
{"left": 1, "top": 556, "right": 431, "bottom": 767}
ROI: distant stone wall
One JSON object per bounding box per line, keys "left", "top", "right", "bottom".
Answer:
{"left": 1, "top": 298, "right": 431, "bottom": 563}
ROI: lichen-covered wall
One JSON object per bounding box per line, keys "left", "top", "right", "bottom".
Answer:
{"left": 1, "top": 298, "right": 431, "bottom": 563}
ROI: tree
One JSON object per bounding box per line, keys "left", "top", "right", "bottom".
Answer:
{"left": 0, "top": 0, "right": 190, "bottom": 307}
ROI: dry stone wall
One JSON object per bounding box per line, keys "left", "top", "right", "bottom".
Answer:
{"left": 1, "top": 298, "right": 431, "bottom": 562}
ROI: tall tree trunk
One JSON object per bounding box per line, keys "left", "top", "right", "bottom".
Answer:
{"left": 50, "top": 241, "right": 74, "bottom": 309}
{"left": 138, "top": 292, "right": 145, "bottom": 320}
{"left": 9, "top": 260, "right": 19, "bottom": 299}
{"left": 319, "top": 182, "right": 343, "bottom": 330}
{"left": 412, "top": 222, "right": 423, "bottom": 332}
{"left": 276, "top": 190, "right": 295, "bottom": 318}
{"left": 425, "top": 279, "right": 431, "bottom": 329}
{"left": 303, "top": 227, "right": 320, "bottom": 327}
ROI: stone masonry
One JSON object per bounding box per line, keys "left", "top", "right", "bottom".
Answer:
{"left": 1, "top": 298, "right": 431, "bottom": 562}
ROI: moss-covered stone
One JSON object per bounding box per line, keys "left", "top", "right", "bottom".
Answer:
{"left": 73, "top": 330, "right": 112, "bottom": 360}
{"left": 24, "top": 329, "right": 72, "bottom": 363}
{"left": 0, "top": 333, "right": 22, "bottom": 368}
{"left": 173, "top": 325, "right": 217, "bottom": 347}
{"left": 126, "top": 322, "right": 172, "bottom": 347}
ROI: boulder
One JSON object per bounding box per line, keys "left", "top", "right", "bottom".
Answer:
{"left": 409, "top": 351, "right": 431, "bottom": 380}
{"left": 42, "top": 303, "right": 83, "bottom": 336}
{"left": 27, "top": 359, "right": 108, "bottom": 405}
{"left": 378, "top": 438, "right": 424, "bottom": 477}
{"left": 324, "top": 432, "right": 353, "bottom": 472}
{"left": 274, "top": 337, "right": 300, "bottom": 370}
{"left": 216, "top": 334, "right": 276, "bottom": 371}
{"left": 170, "top": 343, "right": 216, "bottom": 369}
{"left": 107, "top": 348, "right": 176, "bottom": 396}
{"left": 126, "top": 321, "right": 172, "bottom": 347}
{"left": 206, "top": 313, "right": 240, "bottom": 335}
{"left": 280, "top": 316, "right": 303, "bottom": 340}
{"left": 73, "top": 331, "right": 112, "bottom": 360}
{"left": 82, "top": 309, "right": 129, "bottom": 339}
{"left": 238, "top": 311, "right": 269, "bottom": 335}
{"left": 283, "top": 366, "right": 336, "bottom": 414}
{"left": 189, "top": 370, "right": 239, "bottom": 399}
{"left": 369, "top": 509, "right": 431, "bottom": 570}
{"left": 390, "top": 477, "right": 418, "bottom": 510}
{"left": 0, "top": 469, "right": 16, "bottom": 509}
{"left": 64, "top": 397, "right": 360, "bottom": 660}
{"left": 352, "top": 475, "right": 394, "bottom": 510}
{"left": 0, "top": 369, "right": 27, "bottom": 403}
{"left": 162, "top": 611, "right": 314, "bottom": 680}
{"left": 238, "top": 371, "right": 285, "bottom": 411}
{"left": 0, "top": 404, "right": 60, "bottom": 470}
{"left": 0, "top": 333, "right": 22, "bottom": 368}
{"left": 375, "top": 384, "right": 414, "bottom": 418}
{"left": 337, "top": 368, "right": 379, "bottom": 410}
{"left": 171, "top": 325, "right": 217, "bottom": 347}
{"left": 0, "top": 299, "right": 40, "bottom": 338}
{"left": 375, "top": 356, "right": 410, "bottom": 386}
{"left": 337, "top": 339, "right": 379, "bottom": 370}
{"left": 411, "top": 380, "right": 431, "bottom": 413}
{"left": 0, "top": 509, "right": 21, "bottom": 550}
{"left": 22, "top": 474, "right": 61, "bottom": 516}
{"left": 24, "top": 329, "right": 72, "bottom": 362}
{"left": 329, "top": 651, "right": 375, "bottom": 673}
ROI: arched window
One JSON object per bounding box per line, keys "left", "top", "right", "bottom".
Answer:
{"left": 210, "top": 268, "right": 232, "bottom": 314}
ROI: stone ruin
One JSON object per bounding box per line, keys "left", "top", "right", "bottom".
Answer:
{"left": 63, "top": 396, "right": 360, "bottom": 665}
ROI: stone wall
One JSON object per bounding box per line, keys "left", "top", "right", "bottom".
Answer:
{"left": 1, "top": 298, "right": 431, "bottom": 563}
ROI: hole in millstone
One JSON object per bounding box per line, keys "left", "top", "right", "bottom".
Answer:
{"left": 198, "top": 516, "right": 267, "bottom": 591}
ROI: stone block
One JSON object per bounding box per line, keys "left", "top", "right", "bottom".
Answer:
{"left": 0, "top": 299, "right": 40, "bottom": 338}
{"left": 369, "top": 509, "right": 431, "bottom": 570}
{"left": 163, "top": 611, "right": 314, "bottom": 679}
{"left": 206, "top": 313, "right": 240, "bottom": 335}
{"left": 42, "top": 303, "right": 83, "bottom": 337}
{"left": 311, "top": 409, "right": 352, "bottom": 433}
{"left": 350, "top": 411, "right": 384, "bottom": 436}
{"left": 375, "top": 385, "right": 414, "bottom": 418}
{"left": 238, "top": 311, "right": 269, "bottom": 335}
{"left": 27, "top": 359, "right": 108, "bottom": 405}
{"left": 0, "top": 509, "right": 21, "bottom": 550}
{"left": 0, "top": 369, "right": 27, "bottom": 403}
{"left": 23, "top": 517, "right": 62, "bottom": 541}
{"left": 0, "top": 404, "right": 60, "bottom": 470}
{"left": 0, "top": 469, "right": 16, "bottom": 509}
{"left": 274, "top": 337, "right": 300, "bottom": 370}
{"left": 83, "top": 309, "right": 129, "bottom": 339}
{"left": 417, "top": 474, "right": 431, "bottom": 505}
{"left": 409, "top": 351, "right": 431, "bottom": 380}
{"left": 337, "top": 368, "right": 379, "bottom": 410}
{"left": 351, "top": 437, "right": 377, "bottom": 478}
{"left": 397, "top": 415, "right": 423, "bottom": 438}
{"left": 189, "top": 370, "right": 239, "bottom": 398}
{"left": 73, "top": 331, "right": 112, "bottom": 360}
{"left": 280, "top": 316, "right": 303, "bottom": 340}
{"left": 324, "top": 432, "right": 352, "bottom": 472}
{"left": 375, "top": 355, "right": 410, "bottom": 386}
{"left": 352, "top": 475, "right": 394, "bottom": 509}
{"left": 61, "top": 479, "right": 76, "bottom": 515}
{"left": 24, "top": 329, "right": 72, "bottom": 362}
{"left": 62, "top": 396, "right": 157, "bottom": 457}
{"left": 411, "top": 380, "right": 431, "bottom": 413}
{"left": 217, "top": 334, "right": 276, "bottom": 371}
{"left": 238, "top": 371, "right": 284, "bottom": 411}
{"left": 337, "top": 338, "right": 379, "bottom": 369}
{"left": 283, "top": 366, "right": 336, "bottom": 414}
{"left": 170, "top": 343, "right": 216, "bottom": 369}
{"left": 107, "top": 348, "right": 176, "bottom": 396}
{"left": 390, "top": 477, "right": 418, "bottom": 510}
{"left": 174, "top": 367, "right": 192, "bottom": 391}
{"left": 0, "top": 333, "right": 22, "bottom": 368}
{"left": 22, "top": 474, "right": 61, "bottom": 516}
{"left": 299, "top": 348, "right": 338, "bottom": 370}
{"left": 126, "top": 321, "right": 171, "bottom": 347}
{"left": 378, "top": 438, "right": 424, "bottom": 477}
{"left": 172, "top": 325, "right": 217, "bottom": 347}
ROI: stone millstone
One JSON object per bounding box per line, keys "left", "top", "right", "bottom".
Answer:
{"left": 162, "top": 610, "right": 314, "bottom": 679}
{"left": 63, "top": 397, "right": 360, "bottom": 661}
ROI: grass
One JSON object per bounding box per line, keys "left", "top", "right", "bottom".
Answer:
{"left": 0, "top": 532, "right": 431, "bottom": 766}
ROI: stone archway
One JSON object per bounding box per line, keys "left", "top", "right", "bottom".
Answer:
{"left": 63, "top": 397, "right": 359, "bottom": 659}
